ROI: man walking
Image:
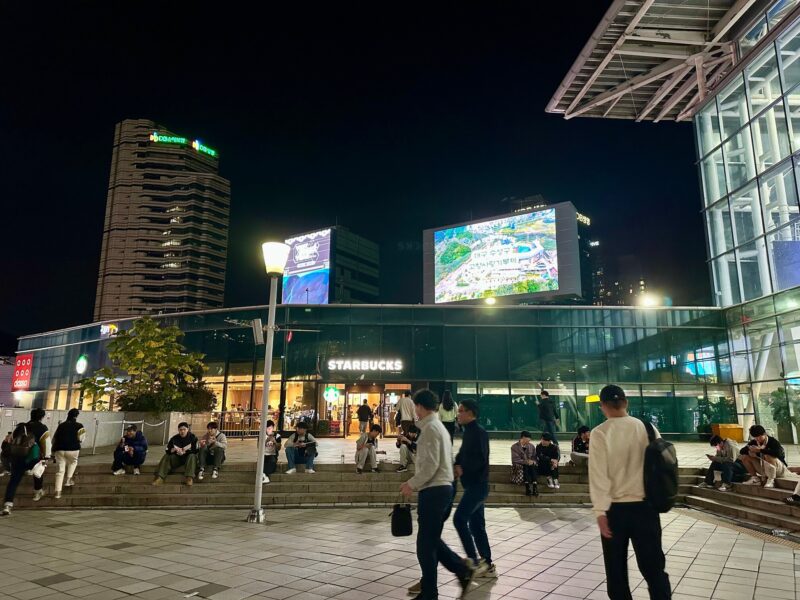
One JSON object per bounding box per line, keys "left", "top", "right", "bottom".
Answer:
{"left": 2, "top": 408, "right": 51, "bottom": 515}
{"left": 537, "top": 389, "right": 559, "bottom": 445}
{"left": 397, "top": 390, "right": 416, "bottom": 436}
{"left": 400, "top": 389, "right": 475, "bottom": 600}
{"left": 357, "top": 399, "right": 373, "bottom": 434}
{"left": 453, "top": 399, "right": 496, "bottom": 578}
{"left": 589, "top": 385, "right": 671, "bottom": 600}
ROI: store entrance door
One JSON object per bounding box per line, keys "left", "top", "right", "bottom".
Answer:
{"left": 345, "top": 384, "right": 384, "bottom": 438}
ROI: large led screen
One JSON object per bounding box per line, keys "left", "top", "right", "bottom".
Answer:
{"left": 433, "top": 208, "right": 558, "bottom": 303}
{"left": 282, "top": 228, "right": 332, "bottom": 304}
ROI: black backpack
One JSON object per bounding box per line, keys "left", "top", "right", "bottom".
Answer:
{"left": 8, "top": 425, "right": 37, "bottom": 460}
{"left": 642, "top": 421, "right": 678, "bottom": 513}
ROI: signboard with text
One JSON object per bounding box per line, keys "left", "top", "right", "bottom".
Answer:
{"left": 12, "top": 353, "right": 34, "bottom": 391}
{"left": 282, "top": 228, "right": 332, "bottom": 304}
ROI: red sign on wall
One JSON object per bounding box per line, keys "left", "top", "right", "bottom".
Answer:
{"left": 12, "top": 353, "right": 34, "bottom": 392}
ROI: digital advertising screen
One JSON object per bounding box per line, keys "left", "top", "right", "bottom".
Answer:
{"left": 432, "top": 208, "right": 559, "bottom": 304}
{"left": 282, "top": 228, "right": 332, "bottom": 304}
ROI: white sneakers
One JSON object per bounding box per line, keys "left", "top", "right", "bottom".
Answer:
{"left": 743, "top": 476, "right": 762, "bottom": 485}
{"left": 306, "top": 469, "right": 316, "bottom": 474}
{"left": 198, "top": 470, "right": 205, "bottom": 481}
{"left": 55, "top": 491, "right": 62, "bottom": 499}
{"left": 285, "top": 468, "right": 297, "bottom": 475}
{"left": 212, "top": 469, "right": 219, "bottom": 479}
{"left": 546, "top": 477, "right": 555, "bottom": 489}
{"left": 1, "top": 502, "right": 11, "bottom": 516}
{"left": 33, "top": 490, "right": 44, "bottom": 502}
{"left": 113, "top": 469, "right": 125, "bottom": 476}
{"left": 64, "top": 479, "right": 74, "bottom": 488}
{"left": 133, "top": 468, "right": 140, "bottom": 476}
{"left": 718, "top": 485, "right": 729, "bottom": 492}
{"left": 262, "top": 474, "right": 270, "bottom": 484}
{"left": 765, "top": 478, "right": 776, "bottom": 488}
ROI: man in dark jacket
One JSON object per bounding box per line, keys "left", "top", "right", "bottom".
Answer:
{"left": 2, "top": 408, "right": 51, "bottom": 515}
{"left": 739, "top": 424, "right": 788, "bottom": 488}
{"left": 113, "top": 425, "right": 148, "bottom": 475}
{"left": 537, "top": 390, "right": 559, "bottom": 446}
{"left": 152, "top": 422, "right": 198, "bottom": 486}
{"left": 536, "top": 432, "right": 560, "bottom": 489}
{"left": 453, "top": 399, "right": 495, "bottom": 579}
{"left": 356, "top": 400, "right": 373, "bottom": 434}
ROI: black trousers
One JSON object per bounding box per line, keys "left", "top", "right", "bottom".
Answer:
{"left": 4, "top": 457, "right": 43, "bottom": 504}
{"left": 602, "top": 502, "right": 671, "bottom": 600}
{"left": 263, "top": 455, "right": 278, "bottom": 476}
{"left": 522, "top": 464, "right": 537, "bottom": 484}
{"left": 537, "top": 460, "right": 559, "bottom": 480}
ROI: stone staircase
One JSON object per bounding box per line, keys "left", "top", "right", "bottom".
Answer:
{"left": 5, "top": 463, "right": 595, "bottom": 510}
{"left": 683, "top": 469, "right": 800, "bottom": 534}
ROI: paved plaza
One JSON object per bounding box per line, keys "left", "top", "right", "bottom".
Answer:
{"left": 1, "top": 506, "right": 799, "bottom": 600}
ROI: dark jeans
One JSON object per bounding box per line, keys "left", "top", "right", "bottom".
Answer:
{"left": 601, "top": 502, "right": 671, "bottom": 600}
{"left": 112, "top": 448, "right": 146, "bottom": 471}
{"left": 537, "top": 460, "right": 559, "bottom": 480}
{"left": 417, "top": 484, "right": 469, "bottom": 599}
{"left": 263, "top": 454, "right": 278, "bottom": 476}
{"left": 454, "top": 481, "right": 491, "bottom": 564}
{"left": 704, "top": 460, "right": 747, "bottom": 485}
{"left": 4, "top": 457, "right": 43, "bottom": 504}
{"left": 522, "top": 464, "right": 537, "bottom": 484}
{"left": 443, "top": 421, "right": 455, "bottom": 443}
{"left": 198, "top": 447, "right": 225, "bottom": 470}
{"left": 542, "top": 419, "right": 558, "bottom": 445}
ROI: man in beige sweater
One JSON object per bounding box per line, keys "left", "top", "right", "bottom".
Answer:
{"left": 589, "top": 385, "right": 671, "bottom": 600}
{"left": 400, "top": 389, "right": 474, "bottom": 600}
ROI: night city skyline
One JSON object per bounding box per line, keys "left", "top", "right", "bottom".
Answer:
{"left": 0, "top": 2, "right": 708, "bottom": 352}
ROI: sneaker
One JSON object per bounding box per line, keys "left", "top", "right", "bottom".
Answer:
{"left": 765, "top": 478, "right": 776, "bottom": 488}
{"left": 371, "top": 468, "right": 379, "bottom": 473}
{"left": 262, "top": 474, "right": 270, "bottom": 484}
{"left": 1, "top": 502, "right": 11, "bottom": 516}
{"left": 407, "top": 580, "right": 421, "bottom": 596}
{"left": 64, "top": 479, "right": 74, "bottom": 487}
{"left": 553, "top": 479, "right": 560, "bottom": 490}
{"left": 306, "top": 469, "right": 315, "bottom": 474}
{"left": 185, "top": 477, "right": 194, "bottom": 487}
{"left": 33, "top": 490, "right": 44, "bottom": 502}
{"left": 285, "top": 468, "right": 297, "bottom": 475}
{"left": 784, "top": 495, "right": 800, "bottom": 505}
{"left": 743, "top": 476, "right": 762, "bottom": 485}
{"left": 357, "top": 468, "right": 363, "bottom": 474}
{"left": 473, "top": 558, "right": 490, "bottom": 578}
{"left": 0, "top": 471, "right": 7, "bottom": 478}
{"left": 397, "top": 465, "right": 409, "bottom": 473}
{"left": 483, "top": 563, "right": 498, "bottom": 578}
{"left": 152, "top": 478, "right": 163, "bottom": 486}
{"left": 697, "top": 482, "right": 710, "bottom": 488}
{"left": 456, "top": 560, "right": 476, "bottom": 598}
{"left": 113, "top": 469, "right": 125, "bottom": 476}
{"left": 547, "top": 477, "right": 555, "bottom": 489}
{"left": 198, "top": 470, "right": 205, "bottom": 481}
{"left": 212, "top": 469, "right": 219, "bottom": 479}
{"left": 718, "top": 485, "right": 729, "bottom": 492}
{"left": 54, "top": 491, "right": 62, "bottom": 499}
{"left": 133, "top": 468, "right": 140, "bottom": 476}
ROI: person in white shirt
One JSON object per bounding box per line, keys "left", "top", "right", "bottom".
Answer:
{"left": 400, "top": 389, "right": 475, "bottom": 600}
{"left": 589, "top": 385, "right": 671, "bottom": 600}
{"left": 397, "top": 391, "right": 416, "bottom": 437}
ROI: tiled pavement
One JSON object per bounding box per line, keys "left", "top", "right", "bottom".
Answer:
{"left": 1, "top": 506, "right": 799, "bottom": 600}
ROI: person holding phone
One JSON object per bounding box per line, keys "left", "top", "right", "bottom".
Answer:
{"left": 355, "top": 424, "right": 385, "bottom": 473}
{"left": 112, "top": 425, "right": 148, "bottom": 476}
{"left": 700, "top": 435, "right": 745, "bottom": 492}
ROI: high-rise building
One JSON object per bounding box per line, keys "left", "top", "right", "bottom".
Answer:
{"left": 94, "top": 119, "right": 230, "bottom": 320}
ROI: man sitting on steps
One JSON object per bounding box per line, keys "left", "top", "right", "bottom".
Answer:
{"left": 284, "top": 421, "right": 317, "bottom": 474}
{"left": 113, "top": 425, "right": 148, "bottom": 476}
{"left": 153, "top": 422, "right": 198, "bottom": 487}
{"left": 699, "top": 435, "right": 746, "bottom": 492}
{"left": 739, "top": 425, "right": 789, "bottom": 489}
{"left": 197, "top": 421, "right": 227, "bottom": 481}
{"left": 355, "top": 424, "right": 386, "bottom": 473}
{"left": 396, "top": 424, "right": 419, "bottom": 473}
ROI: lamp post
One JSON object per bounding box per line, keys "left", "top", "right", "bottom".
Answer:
{"left": 75, "top": 354, "right": 88, "bottom": 410}
{"left": 248, "top": 241, "right": 290, "bottom": 524}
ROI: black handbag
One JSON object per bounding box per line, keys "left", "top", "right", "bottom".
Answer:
{"left": 391, "top": 503, "right": 413, "bottom": 536}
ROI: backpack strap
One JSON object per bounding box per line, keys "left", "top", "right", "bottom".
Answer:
{"left": 643, "top": 420, "right": 656, "bottom": 443}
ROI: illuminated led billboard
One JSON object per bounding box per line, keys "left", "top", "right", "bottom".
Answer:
{"left": 423, "top": 202, "right": 582, "bottom": 305}
{"left": 282, "top": 228, "right": 332, "bottom": 304}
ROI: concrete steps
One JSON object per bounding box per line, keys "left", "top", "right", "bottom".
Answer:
{"left": 3, "top": 462, "right": 593, "bottom": 510}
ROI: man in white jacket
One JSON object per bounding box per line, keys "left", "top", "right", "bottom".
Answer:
{"left": 400, "top": 389, "right": 474, "bottom": 600}
{"left": 589, "top": 385, "right": 671, "bottom": 600}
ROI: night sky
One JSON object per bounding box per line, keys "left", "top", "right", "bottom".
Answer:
{"left": 0, "top": 2, "right": 709, "bottom": 353}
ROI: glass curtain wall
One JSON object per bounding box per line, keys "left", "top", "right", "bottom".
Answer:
{"left": 697, "top": 14, "right": 800, "bottom": 307}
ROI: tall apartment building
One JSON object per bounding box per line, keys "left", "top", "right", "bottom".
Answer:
{"left": 94, "top": 119, "right": 231, "bottom": 320}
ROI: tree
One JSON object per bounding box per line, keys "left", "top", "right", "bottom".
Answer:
{"left": 80, "top": 316, "right": 215, "bottom": 412}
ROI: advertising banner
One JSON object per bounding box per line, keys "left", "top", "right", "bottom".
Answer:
{"left": 282, "top": 228, "right": 332, "bottom": 304}
{"left": 12, "top": 353, "right": 34, "bottom": 392}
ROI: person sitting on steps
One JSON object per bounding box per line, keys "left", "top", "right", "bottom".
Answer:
{"left": 396, "top": 424, "right": 419, "bottom": 473}
{"left": 511, "top": 431, "right": 538, "bottom": 497}
{"left": 570, "top": 426, "right": 590, "bottom": 467}
{"left": 284, "top": 421, "right": 317, "bottom": 474}
{"left": 262, "top": 420, "right": 281, "bottom": 484}
{"left": 355, "top": 423, "right": 385, "bottom": 473}
{"left": 700, "top": 435, "right": 747, "bottom": 492}
{"left": 113, "top": 425, "right": 148, "bottom": 476}
{"left": 153, "top": 422, "right": 198, "bottom": 487}
{"left": 536, "top": 432, "right": 560, "bottom": 490}
{"left": 739, "top": 424, "right": 790, "bottom": 489}
{"left": 197, "top": 421, "right": 228, "bottom": 481}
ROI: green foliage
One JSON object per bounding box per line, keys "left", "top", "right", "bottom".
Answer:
{"left": 768, "top": 386, "right": 800, "bottom": 430}
{"left": 439, "top": 241, "right": 471, "bottom": 265}
{"left": 80, "top": 316, "right": 215, "bottom": 412}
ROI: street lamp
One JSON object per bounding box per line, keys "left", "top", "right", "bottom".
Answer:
{"left": 248, "top": 241, "right": 290, "bottom": 524}
{"left": 76, "top": 354, "right": 88, "bottom": 410}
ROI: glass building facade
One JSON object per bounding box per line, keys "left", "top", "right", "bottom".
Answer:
{"left": 694, "top": 0, "right": 800, "bottom": 443}
{"left": 14, "top": 305, "right": 735, "bottom": 439}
